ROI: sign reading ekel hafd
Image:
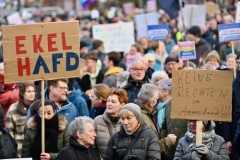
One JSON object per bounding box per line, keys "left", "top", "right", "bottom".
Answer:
{"left": 3, "top": 21, "right": 80, "bottom": 83}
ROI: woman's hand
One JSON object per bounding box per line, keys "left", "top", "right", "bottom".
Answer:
{"left": 40, "top": 152, "right": 51, "bottom": 160}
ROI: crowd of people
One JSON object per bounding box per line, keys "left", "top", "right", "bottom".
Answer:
{"left": 0, "top": 0, "right": 240, "bottom": 160}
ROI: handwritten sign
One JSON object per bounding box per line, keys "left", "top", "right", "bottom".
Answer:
{"left": 92, "top": 22, "right": 135, "bottom": 53}
{"left": 147, "top": 24, "right": 169, "bottom": 41}
{"left": 218, "top": 23, "right": 240, "bottom": 42}
{"left": 171, "top": 70, "right": 233, "bottom": 122}
{"left": 3, "top": 21, "right": 80, "bottom": 83}
{"left": 178, "top": 41, "right": 196, "bottom": 60}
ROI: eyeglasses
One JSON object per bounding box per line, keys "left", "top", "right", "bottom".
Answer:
{"left": 55, "top": 85, "right": 69, "bottom": 91}
{"left": 130, "top": 68, "right": 145, "bottom": 72}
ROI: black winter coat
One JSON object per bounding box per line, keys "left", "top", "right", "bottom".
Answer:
{"left": 57, "top": 136, "right": 101, "bottom": 160}
{"left": 104, "top": 124, "right": 161, "bottom": 160}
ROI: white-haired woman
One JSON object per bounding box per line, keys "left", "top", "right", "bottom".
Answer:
{"left": 57, "top": 116, "right": 101, "bottom": 160}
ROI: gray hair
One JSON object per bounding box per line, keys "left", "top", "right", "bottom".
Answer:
{"left": 138, "top": 83, "right": 159, "bottom": 104}
{"left": 158, "top": 78, "right": 172, "bottom": 95}
{"left": 151, "top": 71, "right": 169, "bottom": 84}
{"left": 68, "top": 116, "right": 95, "bottom": 138}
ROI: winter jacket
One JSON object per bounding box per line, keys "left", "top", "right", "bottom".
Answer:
{"left": 120, "top": 75, "right": 150, "bottom": 103}
{"left": 103, "top": 67, "right": 123, "bottom": 88}
{"left": 44, "top": 89, "right": 78, "bottom": 124}
{"left": 104, "top": 124, "right": 161, "bottom": 160}
{"left": 232, "top": 119, "right": 240, "bottom": 159}
{"left": 232, "top": 70, "right": 240, "bottom": 141}
{"left": 190, "top": 39, "right": 212, "bottom": 66}
{"left": 138, "top": 102, "right": 175, "bottom": 153}
{"left": 6, "top": 102, "right": 27, "bottom": 157}
{"left": 67, "top": 89, "right": 89, "bottom": 116}
{"left": 94, "top": 111, "right": 121, "bottom": 159}
{"left": 0, "top": 83, "right": 19, "bottom": 124}
{"left": 22, "top": 116, "right": 69, "bottom": 160}
{"left": 160, "top": 99, "right": 187, "bottom": 160}
{"left": 57, "top": 136, "right": 101, "bottom": 160}
{"left": 174, "top": 122, "right": 229, "bottom": 160}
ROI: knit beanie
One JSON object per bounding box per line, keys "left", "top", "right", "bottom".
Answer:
{"left": 205, "top": 50, "right": 221, "bottom": 63}
{"left": 187, "top": 25, "right": 201, "bottom": 38}
{"left": 121, "top": 103, "right": 141, "bottom": 122}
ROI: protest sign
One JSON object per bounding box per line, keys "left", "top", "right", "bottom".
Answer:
{"left": 218, "top": 23, "right": 240, "bottom": 43}
{"left": 147, "top": 24, "right": 169, "bottom": 41}
{"left": 178, "top": 5, "right": 206, "bottom": 29}
{"left": 2, "top": 21, "right": 80, "bottom": 83}
{"left": 123, "top": 2, "right": 135, "bottom": 15}
{"left": 178, "top": 41, "right": 196, "bottom": 60}
{"left": 92, "top": 22, "right": 135, "bottom": 53}
{"left": 236, "top": 2, "right": 240, "bottom": 23}
{"left": 171, "top": 70, "right": 232, "bottom": 122}
{"left": 135, "top": 12, "right": 159, "bottom": 40}
{"left": 146, "top": 0, "right": 157, "bottom": 12}
{"left": 7, "top": 12, "right": 23, "bottom": 25}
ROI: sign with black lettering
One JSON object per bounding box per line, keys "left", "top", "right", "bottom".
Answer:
{"left": 171, "top": 70, "right": 233, "bottom": 122}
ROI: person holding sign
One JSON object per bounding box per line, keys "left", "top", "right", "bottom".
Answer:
{"left": 174, "top": 120, "right": 229, "bottom": 160}
{"left": 22, "top": 100, "right": 69, "bottom": 160}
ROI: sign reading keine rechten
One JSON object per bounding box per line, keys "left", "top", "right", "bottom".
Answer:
{"left": 218, "top": 23, "right": 240, "bottom": 42}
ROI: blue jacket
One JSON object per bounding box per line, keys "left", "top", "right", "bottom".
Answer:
{"left": 26, "top": 89, "right": 78, "bottom": 124}
{"left": 67, "top": 89, "right": 89, "bottom": 116}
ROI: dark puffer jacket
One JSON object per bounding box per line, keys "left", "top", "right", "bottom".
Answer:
{"left": 104, "top": 124, "right": 161, "bottom": 160}
{"left": 120, "top": 75, "right": 150, "bottom": 103}
{"left": 57, "top": 136, "right": 101, "bottom": 160}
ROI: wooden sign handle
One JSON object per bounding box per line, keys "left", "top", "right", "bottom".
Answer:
{"left": 41, "top": 80, "right": 45, "bottom": 153}
{"left": 231, "top": 41, "right": 236, "bottom": 79}
{"left": 196, "top": 121, "right": 202, "bottom": 145}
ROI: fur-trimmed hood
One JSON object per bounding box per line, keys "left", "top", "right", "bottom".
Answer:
{"left": 27, "top": 115, "right": 68, "bottom": 131}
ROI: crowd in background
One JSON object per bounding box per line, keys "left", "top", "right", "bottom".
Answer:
{"left": 0, "top": 0, "right": 240, "bottom": 160}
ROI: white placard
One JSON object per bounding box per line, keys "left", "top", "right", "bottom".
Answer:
{"left": 7, "top": 12, "right": 23, "bottom": 25}
{"left": 135, "top": 12, "right": 159, "bottom": 40}
{"left": 178, "top": 5, "right": 206, "bottom": 29}
{"left": 92, "top": 22, "right": 135, "bottom": 53}
{"left": 236, "top": 2, "right": 240, "bottom": 23}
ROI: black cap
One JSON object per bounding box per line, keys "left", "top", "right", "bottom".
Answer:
{"left": 165, "top": 56, "right": 179, "bottom": 65}
{"left": 187, "top": 25, "right": 201, "bottom": 37}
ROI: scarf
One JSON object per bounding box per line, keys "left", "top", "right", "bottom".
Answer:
{"left": 156, "top": 100, "right": 169, "bottom": 131}
{"left": 31, "top": 114, "right": 59, "bottom": 159}
{"left": 185, "top": 129, "right": 216, "bottom": 152}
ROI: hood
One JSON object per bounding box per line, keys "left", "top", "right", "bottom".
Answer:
{"left": 104, "top": 67, "right": 123, "bottom": 77}
{"left": 27, "top": 115, "right": 68, "bottom": 131}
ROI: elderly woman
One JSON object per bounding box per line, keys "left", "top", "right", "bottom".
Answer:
{"left": 104, "top": 103, "right": 161, "bottom": 160}
{"left": 151, "top": 71, "right": 169, "bottom": 86}
{"left": 57, "top": 116, "right": 100, "bottom": 160}
{"left": 6, "top": 82, "right": 36, "bottom": 157}
{"left": 94, "top": 88, "right": 128, "bottom": 159}
{"left": 174, "top": 120, "right": 229, "bottom": 160}
{"left": 22, "top": 100, "right": 69, "bottom": 160}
